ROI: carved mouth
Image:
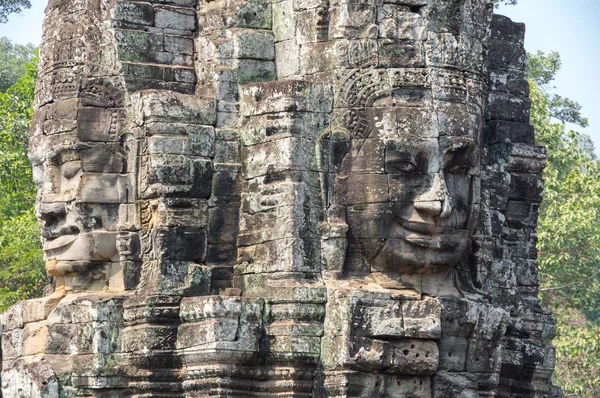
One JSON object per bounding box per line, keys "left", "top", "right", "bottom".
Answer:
{"left": 43, "top": 234, "right": 79, "bottom": 251}
{"left": 42, "top": 226, "right": 80, "bottom": 251}
{"left": 396, "top": 219, "right": 465, "bottom": 251}
{"left": 403, "top": 234, "right": 457, "bottom": 250}
{"left": 398, "top": 219, "right": 436, "bottom": 235}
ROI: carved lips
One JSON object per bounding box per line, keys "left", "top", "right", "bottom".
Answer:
{"left": 43, "top": 232, "right": 79, "bottom": 252}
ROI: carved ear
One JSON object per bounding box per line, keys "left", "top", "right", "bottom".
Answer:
{"left": 318, "top": 129, "right": 351, "bottom": 173}
{"left": 317, "top": 129, "right": 351, "bottom": 223}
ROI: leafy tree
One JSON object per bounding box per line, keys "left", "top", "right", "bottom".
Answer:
{"left": 0, "top": 209, "right": 45, "bottom": 310}
{"left": 530, "top": 51, "right": 600, "bottom": 312}
{"left": 0, "top": 54, "right": 45, "bottom": 311}
{"left": 0, "top": 37, "right": 36, "bottom": 92}
{"left": 529, "top": 51, "right": 600, "bottom": 396}
{"left": 493, "top": 0, "right": 518, "bottom": 7}
{"left": 0, "top": 0, "right": 30, "bottom": 23}
{"left": 0, "top": 51, "right": 37, "bottom": 215}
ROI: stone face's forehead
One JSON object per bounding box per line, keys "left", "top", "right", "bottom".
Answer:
{"left": 335, "top": 68, "right": 485, "bottom": 107}
{"left": 332, "top": 69, "right": 484, "bottom": 140}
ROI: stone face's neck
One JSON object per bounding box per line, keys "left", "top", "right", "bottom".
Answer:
{"left": 1, "top": 0, "right": 561, "bottom": 397}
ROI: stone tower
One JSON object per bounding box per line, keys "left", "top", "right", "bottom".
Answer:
{"left": 1, "top": 0, "right": 561, "bottom": 396}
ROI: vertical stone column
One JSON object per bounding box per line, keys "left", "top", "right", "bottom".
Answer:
{"left": 466, "top": 14, "right": 561, "bottom": 398}
{"left": 235, "top": 80, "right": 332, "bottom": 395}
{"left": 194, "top": 0, "right": 276, "bottom": 293}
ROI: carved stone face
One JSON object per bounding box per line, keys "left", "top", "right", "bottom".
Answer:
{"left": 29, "top": 102, "right": 127, "bottom": 286}
{"left": 335, "top": 86, "right": 481, "bottom": 276}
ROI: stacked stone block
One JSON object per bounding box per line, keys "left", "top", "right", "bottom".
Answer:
{"left": 471, "top": 14, "right": 560, "bottom": 398}
{"left": 112, "top": 0, "right": 197, "bottom": 94}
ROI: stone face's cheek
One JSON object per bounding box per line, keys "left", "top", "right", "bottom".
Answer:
{"left": 444, "top": 172, "right": 473, "bottom": 228}
{"left": 346, "top": 203, "right": 393, "bottom": 240}
{"left": 388, "top": 175, "right": 429, "bottom": 204}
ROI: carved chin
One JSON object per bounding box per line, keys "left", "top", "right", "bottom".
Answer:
{"left": 371, "top": 231, "right": 471, "bottom": 274}
{"left": 43, "top": 231, "right": 118, "bottom": 262}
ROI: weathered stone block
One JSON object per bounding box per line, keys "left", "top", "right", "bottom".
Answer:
{"left": 296, "top": 8, "right": 328, "bottom": 44}
{"left": 112, "top": 1, "right": 154, "bottom": 26}
{"left": 236, "top": 59, "right": 277, "bottom": 84}
{"left": 21, "top": 322, "right": 49, "bottom": 356}
{"left": 177, "top": 319, "right": 239, "bottom": 348}
{"left": 438, "top": 335, "right": 468, "bottom": 372}
{"left": 275, "top": 40, "right": 300, "bottom": 77}
{"left": 491, "top": 14, "right": 526, "bottom": 43}
{"left": 509, "top": 172, "right": 544, "bottom": 203}
{"left": 210, "top": 164, "right": 242, "bottom": 205}
{"left": 150, "top": 227, "right": 207, "bottom": 261}
{"left": 180, "top": 296, "right": 242, "bottom": 322}
{"left": 237, "top": 238, "right": 320, "bottom": 274}
{"left": 484, "top": 120, "right": 535, "bottom": 145}
{"left": 486, "top": 92, "right": 531, "bottom": 123}
{"left": 241, "top": 137, "right": 319, "bottom": 178}
{"left": 240, "top": 80, "right": 332, "bottom": 116}
{"left": 154, "top": 6, "right": 195, "bottom": 31}
{"left": 121, "top": 324, "right": 179, "bottom": 351}
{"left": 390, "top": 339, "right": 439, "bottom": 376}
{"left": 208, "top": 206, "right": 239, "bottom": 244}
{"left": 234, "top": 31, "right": 275, "bottom": 60}
{"left": 488, "top": 41, "right": 527, "bottom": 71}
{"left": 402, "top": 297, "right": 442, "bottom": 339}
{"left": 273, "top": 0, "right": 296, "bottom": 42}
{"left": 133, "top": 91, "right": 217, "bottom": 126}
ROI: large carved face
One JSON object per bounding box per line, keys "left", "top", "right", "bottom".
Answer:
{"left": 29, "top": 101, "right": 127, "bottom": 286}
{"left": 331, "top": 70, "right": 482, "bottom": 277}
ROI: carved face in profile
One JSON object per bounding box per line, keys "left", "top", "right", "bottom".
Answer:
{"left": 29, "top": 101, "right": 128, "bottom": 286}
{"left": 331, "top": 72, "right": 481, "bottom": 277}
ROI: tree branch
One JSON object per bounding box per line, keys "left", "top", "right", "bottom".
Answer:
{"left": 540, "top": 268, "right": 600, "bottom": 292}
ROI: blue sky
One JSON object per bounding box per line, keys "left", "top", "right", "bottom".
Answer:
{"left": 0, "top": 1, "right": 598, "bottom": 150}
{"left": 497, "top": 0, "right": 600, "bottom": 152}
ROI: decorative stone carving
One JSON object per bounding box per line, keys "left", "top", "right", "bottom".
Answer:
{"left": 1, "top": 0, "right": 561, "bottom": 397}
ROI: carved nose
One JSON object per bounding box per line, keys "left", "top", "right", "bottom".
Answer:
{"left": 414, "top": 173, "right": 452, "bottom": 218}
{"left": 38, "top": 203, "right": 67, "bottom": 234}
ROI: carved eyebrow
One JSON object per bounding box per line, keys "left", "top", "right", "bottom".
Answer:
{"left": 48, "top": 145, "right": 82, "bottom": 164}
{"left": 385, "top": 150, "right": 415, "bottom": 163}
{"left": 385, "top": 139, "right": 430, "bottom": 155}
{"left": 384, "top": 140, "right": 430, "bottom": 169}
{"left": 443, "top": 143, "right": 476, "bottom": 170}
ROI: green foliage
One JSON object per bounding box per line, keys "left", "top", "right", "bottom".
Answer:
{"left": 529, "top": 51, "right": 590, "bottom": 128}
{"left": 529, "top": 51, "right": 600, "bottom": 396}
{"left": 530, "top": 51, "right": 600, "bottom": 312}
{"left": 492, "top": 0, "right": 518, "bottom": 7}
{"left": 0, "top": 37, "right": 36, "bottom": 92}
{"left": 0, "top": 209, "right": 45, "bottom": 311}
{"left": 0, "top": 51, "right": 37, "bottom": 216}
{"left": 0, "top": 0, "right": 30, "bottom": 23}
{"left": 0, "top": 54, "right": 45, "bottom": 312}
{"left": 529, "top": 50, "right": 561, "bottom": 87}
{"left": 553, "top": 308, "right": 600, "bottom": 396}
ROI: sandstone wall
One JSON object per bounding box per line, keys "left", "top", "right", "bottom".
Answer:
{"left": 1, "top": 0, "right": 561, "bottom": 397}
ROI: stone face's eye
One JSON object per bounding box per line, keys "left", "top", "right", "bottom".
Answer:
{"left": 385, "top": 146, "right": 421, "bottom": 175}
{"left": 387, "top": 160, "right": 419, "bottom": 175}
{"left": 444, "top": 145, "right": 475, "bottom": 174}
{"left": 445, "top": 163, "right": 471, "bottom": 174}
